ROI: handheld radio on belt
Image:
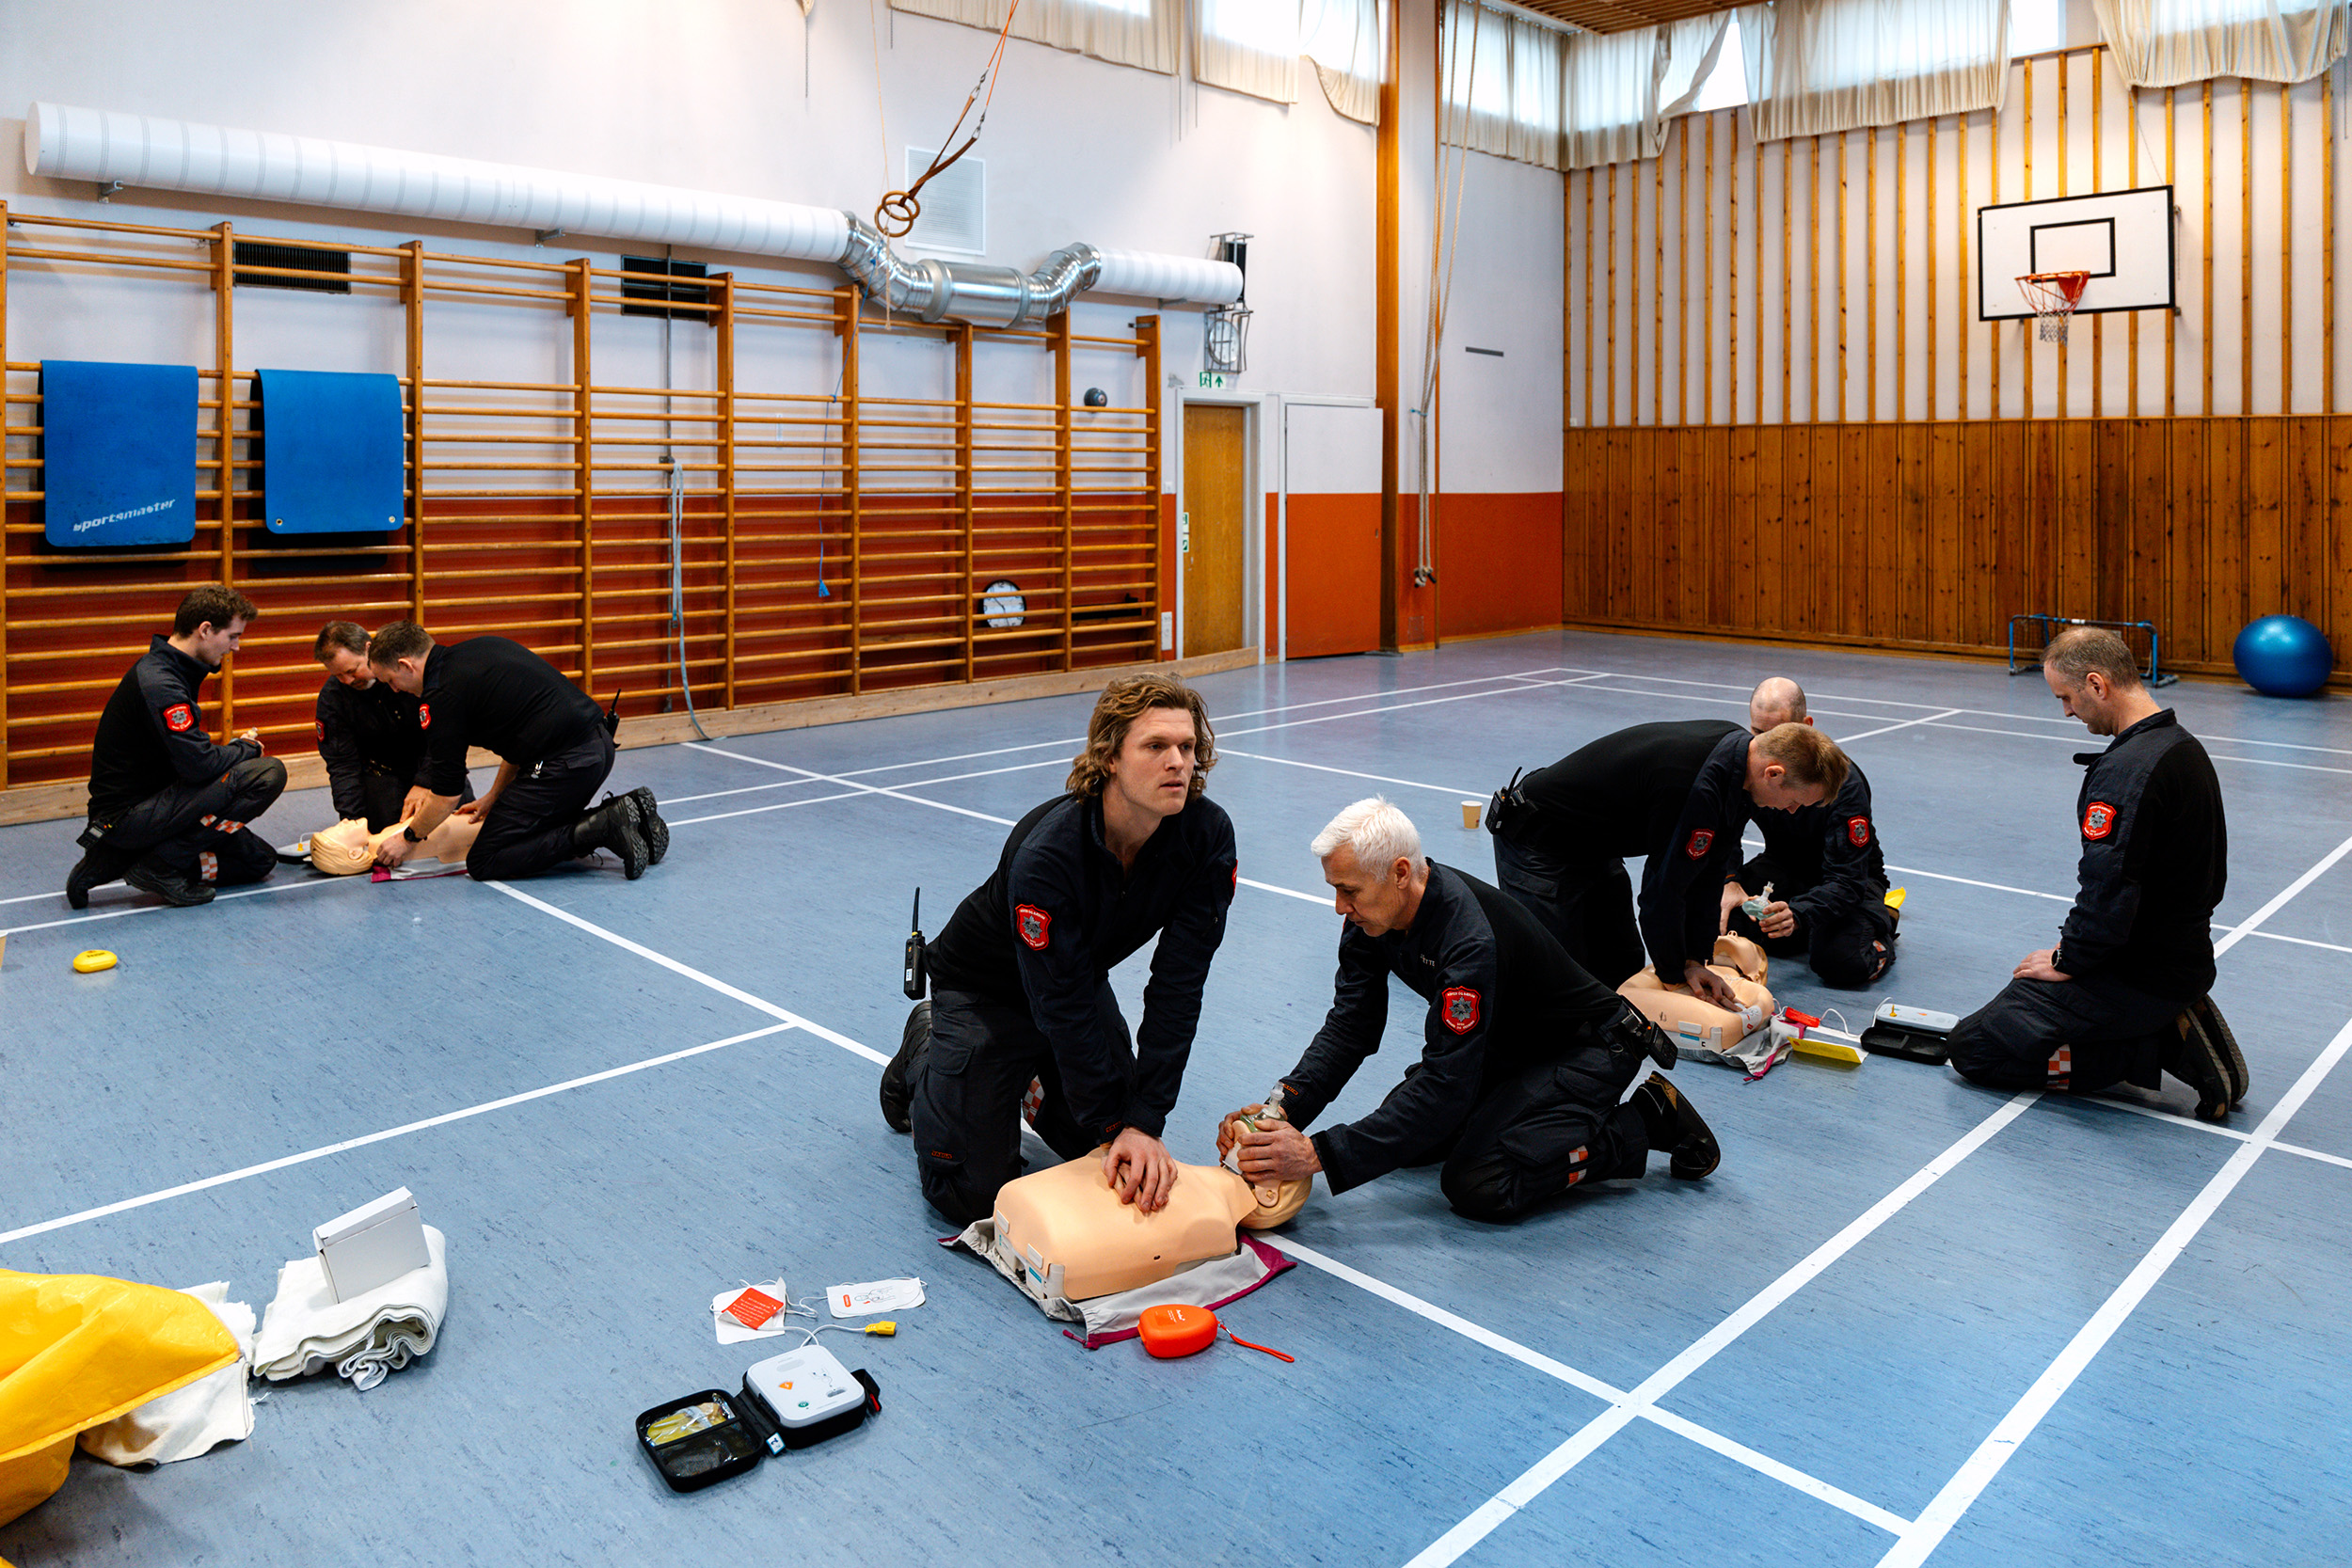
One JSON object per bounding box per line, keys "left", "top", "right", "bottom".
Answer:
{"left": 604, "top": 690, "right": 622, "bottom": 738}
{"left": 902, "top": 888, "right": 929, "bottom": 1001}
{"left": 1486, "top": 767, "right": 1525, "bottom": 835}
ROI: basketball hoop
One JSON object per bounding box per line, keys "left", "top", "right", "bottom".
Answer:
{"left": 2017, "top": 270, "right": 2092, "bottom": 343}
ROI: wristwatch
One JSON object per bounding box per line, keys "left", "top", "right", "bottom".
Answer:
{"left": 403, "top": 826, "right": 423, "bottom": 844}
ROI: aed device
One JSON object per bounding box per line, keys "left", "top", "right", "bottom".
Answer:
{"left": 902, "top": 888, "right": 928, "bottom": 1001}
{"left": 636, "top": 1345, "right": 881, "bottom": 1494}
{"left": 1861, "top": 1002, "right": 1961, "bottom": 1066}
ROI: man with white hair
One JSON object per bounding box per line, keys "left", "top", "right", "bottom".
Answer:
{"left": 1717, "top": 677, "right": 1898, "bottom": 989}
{"left": 1218, "top": 798, "right": 1723, "bottom": 1224}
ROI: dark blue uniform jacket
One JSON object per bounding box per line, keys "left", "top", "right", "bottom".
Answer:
{"left": 1747, "top": 760, "right": 1888, "bottom": 923}
{"left": 2056, "top": 708, "right": 2226, "bottom": 1000}
{"left": 87, "top": 636, "right": 259, "bottom": 820}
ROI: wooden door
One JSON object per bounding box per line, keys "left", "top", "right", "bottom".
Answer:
{"left": 1182, "top": 404, "right": 1248, "bottom": 657}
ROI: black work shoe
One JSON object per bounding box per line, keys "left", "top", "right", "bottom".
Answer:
{"left": 2185, "top": 996, "right": 2248, "bottom": 1107}
{"left": 1601, "top": 998, "right": 1681, "bottom": 1070}
{"left": 124, "top": 858, "right": 215, "bottom": 907}
{"left": 880, "top": 1001, "right": 931, "bottom": 1133}
{"left": 66, "top": 843, "right": 140, "bottom": 909}
{"left": 2161, "top": 1012, "right": 2234, "bottom": 1122}
{"left": 574, "top": 799, "right": 651, "bottom": 879}
{"left": 1633, "top": 1071, "right": 1721, "bottom": 1180}
{"left": 626, "top": 786, "right": 668, "bottom": 866}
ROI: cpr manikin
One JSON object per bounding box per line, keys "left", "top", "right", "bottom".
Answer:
{"left": 306, "top": 815, "right": 480, "bottom": 877}
{"left": 989, "top": 1105, "right": 1311, "bottom": 1302}
{"left": 1618, "top": 933, "right": 1778, "bottom": 1058}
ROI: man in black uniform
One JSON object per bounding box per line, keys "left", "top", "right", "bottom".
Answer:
{"left": 364, "top": 621, "right": 664, "bottom": 881}
{"left": 68, "top": 585, "right": 288, "bottom": 909}
{"left": 1948, "top": 628, "right": 2242, "bottom": 1119}
{"left": 1487, "top": 719, "right": 1851, "bottom": 1005}
{"left": 312, "top": 621, "right": 469, "bottom": 831}
{"left": 879, "top": 673, "right": 1238, "bottom": 1228}
{"left": 1220, "top": 798, "right": 1719, "bottom": 1224}
{"left": 1719, "top": 678, "right": 1898, "bottom": 988}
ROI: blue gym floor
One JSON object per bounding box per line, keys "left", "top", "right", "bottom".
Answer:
{"left": 3, "top": 628, "right": 2347, "bottom": 1568}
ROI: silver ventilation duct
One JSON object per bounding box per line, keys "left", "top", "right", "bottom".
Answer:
{"left": 22, "top": 101, "right": 1243, "bottom": 322}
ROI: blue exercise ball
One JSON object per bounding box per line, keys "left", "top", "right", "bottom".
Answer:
{"left": 2233, "top": 614, "right": 2333, "bottom": 697}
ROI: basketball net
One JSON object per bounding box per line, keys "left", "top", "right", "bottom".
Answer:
{"left": 2017, "top": 270, "right": 2092, "bottom": 343}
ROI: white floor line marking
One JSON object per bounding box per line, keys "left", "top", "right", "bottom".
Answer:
{"left": 1277, "top": 1237, "right": 1907, "bottom": 1534}
{"left": 484, "top": 881, "right": 892, "bottom": 1064}
{"left": 2213, "top": 828, "right": 2352, "bottom": 958}
{"left": 2084, "top": 1080, "right": 2352, "bottom": 1174}
{"left": 1242, "top": 876, "right": 1331, "bottom": 906}
{"left": 1, "top": 871, "right": 358, "bottom": 937}
{"left": 1637, "top": 1405, "right": 1913, "bottom": 1536}
{"left": 2202, "top": 752, "right": 2352, "bottom": 777}
{"left": 1881, "top": 862, "right": 2077, "bottom": 904}
{"left": 661, "top": 775, "right": 834, "bottom": 807}
{"left": 668, "top": 785, "right": 881, "bottom": 827}
{"left": 0, "top": 1022, "right": 800, "bottom": 1247}
{"left": 1834, "top": 709, "right": 1964, "bottom": 745}
{"left": 2228, "top": 927, "right": 2352, "bottom": 956}
{"left": 687, "top": 743, "right": 1019, "bottom": 826}
{"left": 1405, "top": 1091, "right": 2040, "bottom": 1568}
{"left": 1216, "top": 678, "right": 1596, "bottom": 741}
{"left": 2275, "top": 1138, "right": 2352, "bottom": 1172}
{"left": 1877, "top": 1013, "right": 2352, "bottom": 1568}
{"left": 1218, "top": 748, "right": 1485, "bottom": 800}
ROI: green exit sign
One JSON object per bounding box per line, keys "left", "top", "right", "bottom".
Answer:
{"left": 1197, "top": 372, "right": 1229, "bottom": 389}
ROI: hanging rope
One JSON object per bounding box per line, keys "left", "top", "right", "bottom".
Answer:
{"left": 873, "top": 0, "right": 1026, "bottom": 238}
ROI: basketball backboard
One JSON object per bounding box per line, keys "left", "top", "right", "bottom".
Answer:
{"left": 1977, "top": 184, "right": 2176, "bottom": 320}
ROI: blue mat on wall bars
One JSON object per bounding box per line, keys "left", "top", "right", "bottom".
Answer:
{"left": 40, "top": 360, "right": 199, "bottom": 547}
{"left": 256, "top": 369, "right": 405, "bottom": 534}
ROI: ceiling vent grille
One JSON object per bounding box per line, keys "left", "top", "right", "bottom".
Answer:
{"left": 903, "top": 149, "right": 985, "bottom": 256}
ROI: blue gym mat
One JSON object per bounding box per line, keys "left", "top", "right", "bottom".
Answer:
{"left": 256, "top": 368, "right": 405, "bottom": 534}
{"left": 38, "top": 359, "right": 198, "bottom": 547}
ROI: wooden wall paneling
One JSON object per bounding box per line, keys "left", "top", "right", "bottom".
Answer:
{"left": 1993, "top": 420, "right": 2027, "bottom": 632}
{"left": 2247, "top": 414, "right": 2284, "bottom": 617}
{"left": 1656, "top": 425, "right": 1682, "bottom": 623}
{"left": 1837, "top": 131, "right": 1850, "bottom": 422}
{"left": 1927, "top": 117, "right": 1938, "bottom": 421}
{"left": 2127, "top": 87, "right": 2139, "bottom": 417}
{"left": 2206, "top": 417, "right": 2244, "bottom": 657}
{"left": 1867, "top": 126, "right": 1878, "bottom": 421}
{"left": 1858, "top": 424, "right": 1890, "bottom": 634}
{"left": 2167, "top": 87, "right": 2179, "bottom": 416}
{"left": 1584, "top": 166, "right": 1596, "bottom": 426}
{"left": 1631, "top": 156, "right": 1643, "bottom": 426}
{"left": 1679, "top": 121, "right": 1691, "bottom": 425}
{"left": 2328, "top": 73, "right": 2337, "bottom": 415}
{"left": 1810, "top": 135, "right": 1822, "bottom": 422}
{"left": 1960, "top": 420, "right": 1992, "bottom": 641}
{"left": 1928, "top": 421, "right": 1960, "bottom": 642}
{"left": 1629, "top": 423, "right": 1655, "bottom": 619}
{"left": 1705, "top": 115, "right": 1716, "bottom": 422}
{"left": 1990, "top": 99, "right": 2003, "bottom": 421}
{"left": 1731, "top": 114, "right": 1741, "bottom": 423}
{"left": 2280, "top": 82, "right": 2292, "bottom": 415}
{"left": 1754, "top": 125, "right": 1765, "bottom": 425}
{"left": 1959, "top": 115, "right": 1970, "bottom": 419}
{"left": 1894, "top": 423, "right": 1922, "bottom": 638}
{"left": 1781, "top": 139, "right": 1793, "bottom": 424}
{"left": 1898, "top": 121, "right": 1909, "bottom": 424}
{"left": 1655, "top": 149, "right": 1666, "bottom": 427}
{"left": 2241, "top": 80, "right": 2253, "bottom": 417}
{"left": 2289, "top": 416, "right": 2328, "bottom": 626}
{"left": 2203, "top": 80, "right": 2215, "bottom": 415}
{"left": 0, "top": 201, "right": 9, "bottom": 785}
{"left": 1608, "top": 164, "right": 1619, "bottom": 426}
{"left": 2169, "top": 416, "right": 2206, "bottom": 664}
{"left": 2091, "top": 417, "right": 2129, "bottom": 622}
{"left": 2329, "top": 418, "right": 2352, "bottom": 660}
{"left": 1729, "top": 426, "right": 1757, "bottom": 628}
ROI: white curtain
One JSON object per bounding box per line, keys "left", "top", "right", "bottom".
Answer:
{"left": 1559, "top": 23, "right": 1666, "bottom": 168}
{"left": 2092, "top": 0, "right": 2348, "bottom": 87}
{"left": 1304, "top": 0, "right": 1385, "bottom": 125}
{"left": 891, "top": 0, "right": 1179, "bottom": 77}
{"left": 1740, "top": 0, "right": 2010, "bottom": 143}
{"left": 1442, "top": 1, "right": 1570, "bottom": 169}
{"left": 1195, "top": 0, "right": 1298, "bottom": 104}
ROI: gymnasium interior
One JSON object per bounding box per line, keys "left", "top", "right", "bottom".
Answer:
{"left": 3, "top": 3, "right": 2348, "bottom": 1564}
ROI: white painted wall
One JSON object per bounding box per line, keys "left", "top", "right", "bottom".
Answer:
{"left": 2, "top": 0, "right": 1565, "bottom": 495}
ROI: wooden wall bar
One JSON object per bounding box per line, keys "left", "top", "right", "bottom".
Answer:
{"left": 1563, "top": 418, "right": 2352, "bottom": 683}
{"left": 0, "top": 206, "right": 1162, "bottom": 789}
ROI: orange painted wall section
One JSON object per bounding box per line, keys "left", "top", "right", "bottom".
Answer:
{"left": 1437, "top": 492, "right": 1566, "bottom": 641}
{"left": 1284, "top": 492, "right": 1384, "bottom": 658}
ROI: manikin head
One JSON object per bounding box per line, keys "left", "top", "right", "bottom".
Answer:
{"left": 366, "top": 620, "right": 435, "bottom": 697}
{"left": 170, "top": 585, "right": 257, "bottom": 670}
{"left": 1067, "top": 673, "right": 1217, "bottom": 826}
{"left": 1312, "top": 797, "right": 1428, "bottom": 937}
{"left": 1745, "top": 722, "right": 1849, "bottom": 813}
{"left": 315, "top": 621, "right": 374, "bottom": 689}
{"left": 1748, "top": 676, "right": 1811, "bottom": 736}
{"left": 2042, "top": 627, "right": 2160, "bottom": 736}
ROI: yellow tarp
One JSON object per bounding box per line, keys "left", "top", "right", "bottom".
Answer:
{"left": 0, "top": 1271, "right": 240, "bottom": 1546}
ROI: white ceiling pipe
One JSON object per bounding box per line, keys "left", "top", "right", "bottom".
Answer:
{"left": 22, "top": 101, "right": 1242, "bottom": 310}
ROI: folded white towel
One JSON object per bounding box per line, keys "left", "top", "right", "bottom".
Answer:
{"left": 254, "top": 1225, "right": 447, "bottom": 1391}
{"left": 79, "top": 1282, "right": 258, "bottom": 1466}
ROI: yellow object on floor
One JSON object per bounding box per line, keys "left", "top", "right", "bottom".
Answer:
{"left": 71, "top": 950, "right": 117, "bottom": 974}
{"left": 0, "top": 1271, "right": 240, "bottom": 1536}
{"left": 1884, "top": 886, "right": 1907, "bottom": 910}
{"left": 1792, "top": 1033, "right": 1867, "bottom": 1066}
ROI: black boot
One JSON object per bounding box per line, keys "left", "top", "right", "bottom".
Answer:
{"left": 1631, "top": 1072, "right": 1721, "bottom": 1179}
{"left": 626, "top": 786, "right": 669, "bottom": 866}
{"left": 66, "top": 841, "right": 142, "bottom": 909}
{"left": 880, "top": 1001, "right": 931, "bottom": 1133}
{"left": 123, "top": 856, "right": 215, "bottom": 907}
{"left": 2183, "top": 996, "right": 2248, "bottom": 1108}
{"left": 2161, "top": 1011, "right": 2233, "bottom": 1121}
{"left": 572, "top": 797, "right": 650, "bottom": 879}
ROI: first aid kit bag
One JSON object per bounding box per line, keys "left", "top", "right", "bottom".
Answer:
{"left": 634, "top": 1389, "right": 770, "bottom": 1493}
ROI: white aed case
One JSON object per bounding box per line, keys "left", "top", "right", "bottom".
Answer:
{"left": 311, "top": 1187, "right": 431, "bottom": 1304}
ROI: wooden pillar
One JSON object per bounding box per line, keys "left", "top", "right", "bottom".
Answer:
{"left": 404, "top": 241, "right": 426, "bottom": 623}
{"left": 717, "top": 273, "right": 739, "bottom": 708}
{"left": 837, "top": 287, "right": 863, "bottom": 695}
{"left": 212, "top": 222, "right": 238, "bottom": 729}
{"left": 0, "top": 201, "right": 8, "bottom": 787}
{"left": 954, "top": 322, "right": 976, "bottom": 683}
{"left": 1051, "top": 311, "right": 1075, "bottom": 669}
{"left": 568, "top": 257, "right": 596, "bottom": 692}
{"left": 1375, "top": 0, "right": 1401, "bottom": 647}
{"left": 1136, "top": 314, "right": 1165, "bottom": 657}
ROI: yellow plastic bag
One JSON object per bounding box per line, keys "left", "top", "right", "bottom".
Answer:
{"left": 0, "top": 1271, "right": 240, "bottom": 1535}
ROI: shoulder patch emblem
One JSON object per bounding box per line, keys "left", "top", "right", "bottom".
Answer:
{"left": 162, "top": 703, "right": 195, "bottom": 734}
{"left": 1685, "top": 829, "right": 1714, "bottom": 860}
{"left": 1847, "top": 816, "right": 1871, "bottom": 847}
{"left": 1015, "top": 903, "right": 1052, "bottom": 951}
{"left": 2082, "top": 800, "right": 2119, "bottom": 841}
{"left": 1440, "top": 985, "right": 1481, "bottom": 1035}
{"left": 314, "top": 719, "right": 326, "bottom": 740}
{"left": 418, "top": 702, "right": 432, "bottom": 730}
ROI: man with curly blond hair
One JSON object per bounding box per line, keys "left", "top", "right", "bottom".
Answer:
{"left": 881, "top": 673, "right": 1239, "bottom": 1227}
